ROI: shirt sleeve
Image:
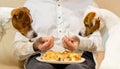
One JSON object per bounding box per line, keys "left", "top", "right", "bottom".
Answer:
{"left": 13, "top": 32, "right": 35, "bottom": 61}
{"left": 76, "top": 31, "right": 104, "bottom": 52}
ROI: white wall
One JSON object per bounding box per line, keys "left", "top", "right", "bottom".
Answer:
{"left": 0, "top": 0, "right": 120, "bottom": 16}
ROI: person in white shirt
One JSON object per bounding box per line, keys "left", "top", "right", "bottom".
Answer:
{"left": 13, "top": 0, "right": 104, "bottom": 69}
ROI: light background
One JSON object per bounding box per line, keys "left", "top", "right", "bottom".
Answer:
{"left": 0, "top": 0, "right": 120, "bottom": 16}
{"left": 0, "top": 0, "right": 120, "bottom": 69}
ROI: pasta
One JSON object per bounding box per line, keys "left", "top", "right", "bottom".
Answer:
{"left": 40, "top": 51, "right": 82, "bottom": 61}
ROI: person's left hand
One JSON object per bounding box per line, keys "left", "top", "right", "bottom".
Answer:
{"left": 62, "top": 35, "right": 80, "bottom": 51}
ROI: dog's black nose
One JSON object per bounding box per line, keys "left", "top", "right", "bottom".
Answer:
{"left": 33, "top": 32, "right": 38, "bottom": 38}
{"left": 79, "top": 32, "right": 82, "bottom": 36}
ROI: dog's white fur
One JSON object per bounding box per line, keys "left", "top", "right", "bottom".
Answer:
{"left": 84, "top": 6, "right": 120, "bottom": 69}
{"left": 0, "top": 7, "right": 14, "bottom": 41}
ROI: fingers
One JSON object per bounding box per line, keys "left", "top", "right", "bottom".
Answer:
{"left": 62, "top": 36, "right": 80, "bottom": 51}
{"left": 39, "top": 39, "right": 51, "bottom": 51}
{"left": 69, "top": 36, "right": 80, "bottom": 45}
{"left": 62, "top": 36, "right": 68, "bottom": 49}
{"left": 48, "top": 36, "right": 54, "bottom": 50}
{"left": 62, "top": 36, "right": 74, "bottom": 51}
{"left": 64, "top": 38, "right": 75, "bottom": 51}
{"left": 35, "top": 35, "right": 79, "bottom": 52}
{"left": 69, "top": 36, "right": 80, "bottom": 42}
{"left": 35, "top": 36, "right": 54, "bottom": 52}
{"left": 33, "top": 37, "right": 43, "bottom": 51}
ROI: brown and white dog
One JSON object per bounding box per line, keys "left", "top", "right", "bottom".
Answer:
{"left": 80, "top": 6, "right": 120, "bottom": 69}
{"left": 83, "top": 12, "right": 100, "bottom": 36}
{"left": 0, "top": 7, "right": 37, "bottom": 41}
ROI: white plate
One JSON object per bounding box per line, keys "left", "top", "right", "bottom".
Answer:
{"left": 36, "top": 57, "right": 85, "bottom": 64}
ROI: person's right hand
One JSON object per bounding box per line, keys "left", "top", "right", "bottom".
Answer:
{"left": 33, "top": 36, "right": 54, "bottom": 52}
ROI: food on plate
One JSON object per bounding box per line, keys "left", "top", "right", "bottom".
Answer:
{"left": 40, "top": 51, "right": 82, "bottom": 61}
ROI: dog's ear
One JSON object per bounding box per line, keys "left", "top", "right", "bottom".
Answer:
{"left": 11, "top": 10, "right": 24, "bottom": 21}
{"left": 20, "top": 7, "right": 30, "bottom": 13}
{"left": 11, "top": 7, "right": 30, "bottom": 22}
{"left": 84, "top": 12, "right": 96, "bottom": 27}
{"left": 11, "top": 7, "right": 29, "bottom": 14}
{"left": 92, "top": 17, "right": 100, "bottom": 31}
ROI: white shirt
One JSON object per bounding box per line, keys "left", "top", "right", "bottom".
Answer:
{"left": 13, "top": 0, "right": 104, "bottom": 61}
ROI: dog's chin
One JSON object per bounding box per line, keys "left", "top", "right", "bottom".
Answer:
{"left": 26, "top": 30, "right": 38, "bottom": 41}
{"left": 29, "top": 37, "right": 37, "bottom": 42}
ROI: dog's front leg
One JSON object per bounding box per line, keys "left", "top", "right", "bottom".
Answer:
{"left": 94, "top": 51, "right": 105, "bottom": 69}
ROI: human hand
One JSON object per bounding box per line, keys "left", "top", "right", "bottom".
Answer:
{"left": 33, "top": 36, "right": 54, "bottom": 52}
{"left": 62, "top": 35, "right": 80, "bottom": 51}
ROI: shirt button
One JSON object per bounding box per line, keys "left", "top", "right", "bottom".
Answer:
{"left": 58, "top": 29, "right": 62, "bottom": 32}
{"left": 58, "top": 4, "right": 60, "bottom": 6}
{"left": 59, "top": 30, "right": 61, "bottom": 32}
{"left": 58, "top": 16, "right": 61, "bottom": 19}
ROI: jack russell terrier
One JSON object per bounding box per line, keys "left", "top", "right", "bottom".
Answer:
{"left": 80, "top": 6, "right": 120, "bottom": 69}
{"left": 0, "top": 7, "right": 37, "bottom": 41}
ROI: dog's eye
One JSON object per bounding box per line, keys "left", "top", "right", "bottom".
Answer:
{"left": 85, "top": 24, "right": 89, "bottom": 27}
{"left": 90, "top": 32, "right": 93, "bottom": 34}
{"left": 85, "top": 23, "right": 93, "bottom": 28}
{"left": 90, "top": 22, "right": 93, "bottom": 27}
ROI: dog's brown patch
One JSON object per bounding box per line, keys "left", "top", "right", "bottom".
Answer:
{"left": 84, "top": 12, "right": 100, "bottom": 36}
{"left": 11, "top": 7, "right": 33, "bottom": 36}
